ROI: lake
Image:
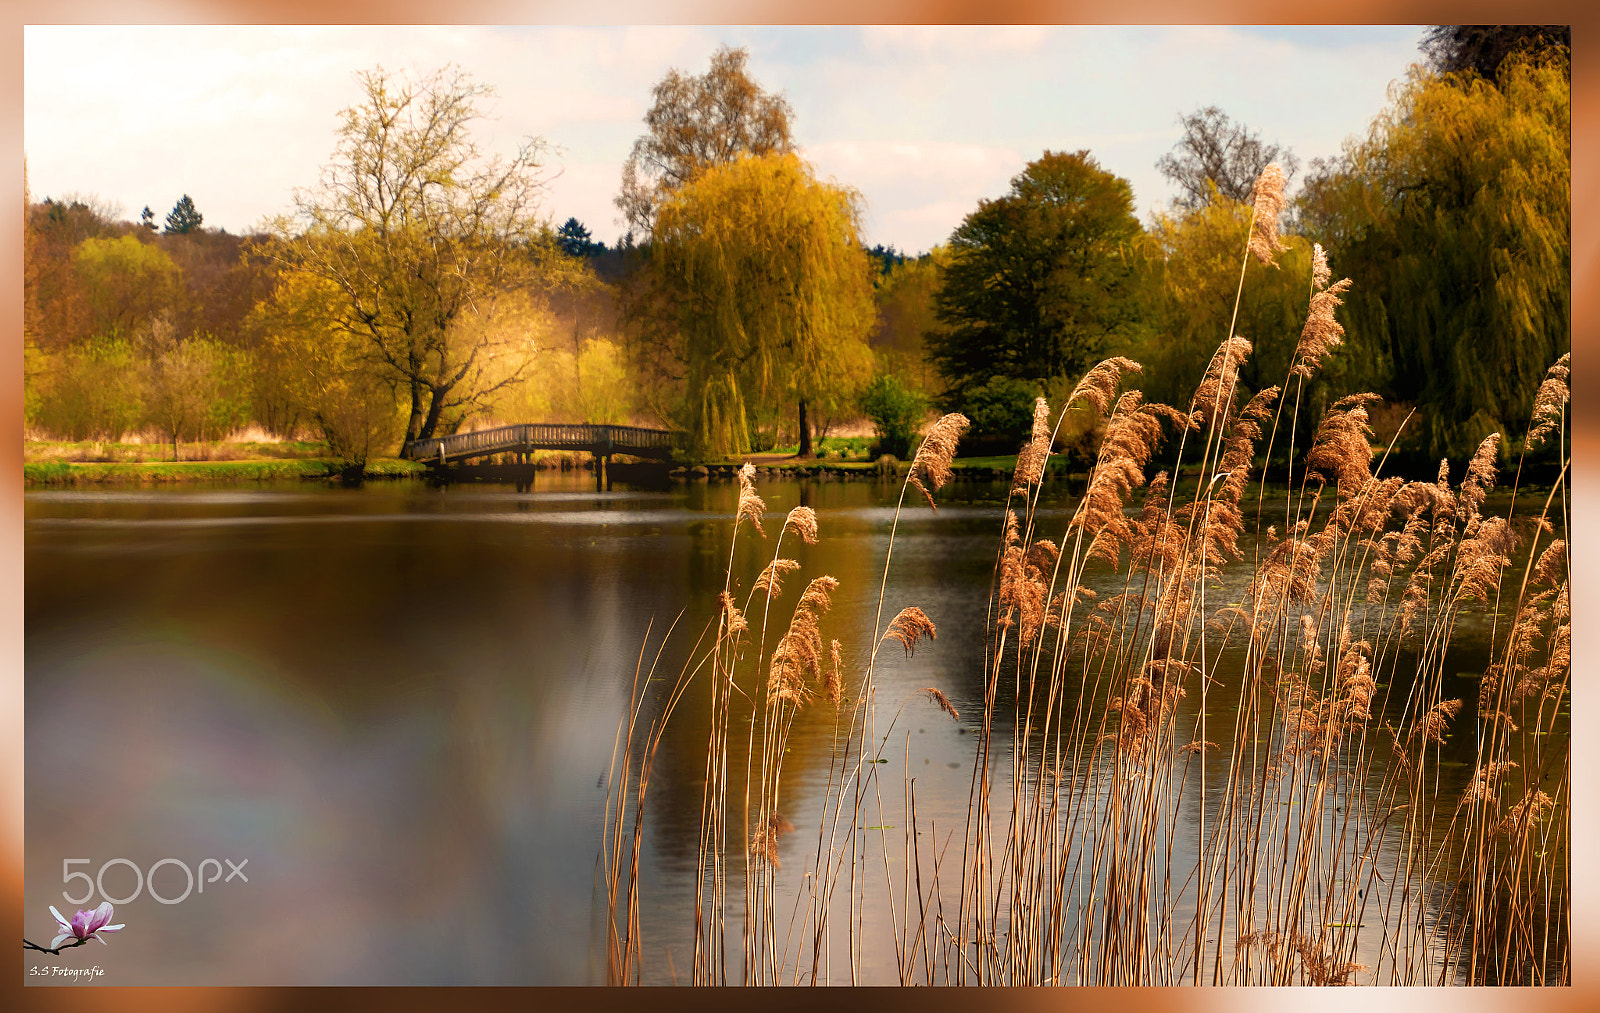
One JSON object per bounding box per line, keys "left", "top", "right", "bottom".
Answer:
{"left": 23, "top": 472, "right": 1564, "bottom": 984}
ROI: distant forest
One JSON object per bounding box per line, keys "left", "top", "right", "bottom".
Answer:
{"left": 24, "top": 29, "right": 1569, "bottom": 468}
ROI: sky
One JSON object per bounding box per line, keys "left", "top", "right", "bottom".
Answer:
{"left": 22, "top": 25, "right": 1428, "bottom": 255}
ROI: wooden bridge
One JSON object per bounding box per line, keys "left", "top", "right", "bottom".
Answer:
{"left": 401, "top": 423, "right": 686, "bottom": 466}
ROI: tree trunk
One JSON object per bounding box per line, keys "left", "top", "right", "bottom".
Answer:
{"left": 796, "top": 398, "right": 813, "bottom": 458}
{"left": 407, "top": 380, "right": 427, "bottom": 442}
{"left": 417, "top": 384, "right": 448, "bottom": 441}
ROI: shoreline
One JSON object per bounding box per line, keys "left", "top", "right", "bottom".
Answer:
{"left": 21, "top": 451, "right": 1563, "bottom": 496}
{"left": 21, "top": 458, "right": 429, "bottom": 486}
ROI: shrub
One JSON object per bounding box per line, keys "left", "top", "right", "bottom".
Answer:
{"left": 962, "top": 374, "right": 1040, "bottom": 447}
{"left": 860, "top": 373, "right": 927, "bottom": 459}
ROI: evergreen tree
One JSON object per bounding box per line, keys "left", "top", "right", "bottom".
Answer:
{"left": 865, "top": 243, "right": 906, "bottom": 277}
{"left": 163, "top": 194, "right": 203, "bottom": 235}
{"left": 556, "top": 217, "right": 603, "bottom": 257}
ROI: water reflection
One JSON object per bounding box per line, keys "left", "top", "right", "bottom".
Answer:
{"left": 24, "top": 474, "right": 1559, "bottom": 984}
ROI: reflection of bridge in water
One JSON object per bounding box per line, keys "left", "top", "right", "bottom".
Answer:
{"left": 402, "top": 423, "right": 686, "bottom": 486}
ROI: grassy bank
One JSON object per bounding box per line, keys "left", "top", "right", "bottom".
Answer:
{"left": 23, "top": 457, "right": 427, "bottom": 486}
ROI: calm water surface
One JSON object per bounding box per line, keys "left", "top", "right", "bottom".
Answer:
{"left": 23, "top": 474, "right": 1555, "bottom": 984}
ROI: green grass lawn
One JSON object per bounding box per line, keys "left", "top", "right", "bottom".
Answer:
{"left": 23, "top": 457, "right": 427, "bottom": 486}
{"left": 24, "top": 438, "right": 329, "bottom": 464}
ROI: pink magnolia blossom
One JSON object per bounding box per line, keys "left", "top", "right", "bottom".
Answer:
{"left": 49, "top": 901, "right": 124, "bottom": 948}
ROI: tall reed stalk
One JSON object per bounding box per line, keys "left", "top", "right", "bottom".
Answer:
{"left": 600, "top": 164, "right": 1569, "bottom": 986}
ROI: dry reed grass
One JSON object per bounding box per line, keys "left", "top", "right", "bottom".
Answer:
{"left": 600, "top": 162, "right": 1569, "bottom": 987}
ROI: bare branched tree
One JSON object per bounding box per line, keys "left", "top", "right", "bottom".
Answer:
{"left": 1156, "top": 106, "right": 1300, "bottom": 209}
{"left": 273, "top": 65, "right": 551, "bottom": 443}
{"left": 616, "top": 45, "right": 793, "bottom": 239}
{"left": 1420, "top": 24, "right": 1570, "bottom": 81}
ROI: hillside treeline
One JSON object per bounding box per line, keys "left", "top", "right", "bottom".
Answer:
{"left": 22, "top": 38, "right": 1569, "bottom": 468}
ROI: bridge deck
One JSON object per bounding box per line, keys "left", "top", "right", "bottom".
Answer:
{"left": 402, "top": 423, "right": 685, "bottom": 465}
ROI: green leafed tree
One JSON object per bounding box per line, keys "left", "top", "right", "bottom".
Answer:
{"left": 617, "top": 45, "right": 794, "bottom": 239}
{"left": 144, "top": 334, "right": 252, "bottom": 459}
{"left": 163, "top": 194, "right": 203, "bottom": 235}
{"left": 269, "top": 65, "right": 551, "bottom": 444}
{"left": 247, "top": 270, "right": 405, "bottom": 465}
{"left": 870, "top": 248, "right": 947, "bottom": 393}
{"left": 71, "top": 234, "right": 182, "bottom": 341}
{"left": 858, "top": 373, "right": 927, "bottom": 459}
{"left": 1138, "top": 189, "right": 1326, "bottom": 412}
{"left": 926, "top": 149, "right": 1147, "bottom": 412}
{"left": 648, "top": 152, "right": 875, "bottom": 456}
{"left": 31, "top": 338, "right": 146, "bottom": 441}
{"left": 1297, "top": 49, "right": 1569, "bottom": 459}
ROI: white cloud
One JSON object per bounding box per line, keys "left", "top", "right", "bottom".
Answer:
{"left": 859, "top": 25, "right": 1056, "bottom": 56}
{"left": 22, "top": 24, "right": 1425, "bottom": 248}
{"left": 802, "top": 140, "right": 1026, "bottom": 252}
{"left": 805, "top": 140, "right": 1023, "bottom": 184}
{"left": 543, "top": 160, "right": 630, "bottom": 243}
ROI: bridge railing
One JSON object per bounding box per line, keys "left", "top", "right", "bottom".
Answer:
{"left": 401, "top": 423, "right": 686, "bottom": 462}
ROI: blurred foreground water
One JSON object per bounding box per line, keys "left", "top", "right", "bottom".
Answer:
{"left": 23, "top": 474, "right": 1552, "bottom": 984}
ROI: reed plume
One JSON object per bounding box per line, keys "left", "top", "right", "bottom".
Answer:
{"left": 769, "top": 575, "right": 839, "bottom": 705}
{"left": 1241, "top": 520, "right": 1334, "bottom": 640}
{"left": 1294, "top": 277, "right": 1353, "bottom": 378}
{"left": 784, "top": 505, "right": 819, "bottom": 545}
{"left": 1304, "top": 393, "right": 1381, "bottom": 497}
{"left": 923, "top": 687, "right": 960, "bottom": 721}
{"left": 1526, "top": 353, "right": 1570, "bottom": 449}
{"left": 1011, "top": 397, "right": 1052, "bottom": 494}
{"left": 749, "top": 812, "right": 794, "bottom": 869}
{"left": 1193, "top": 336, "right": 1252, "bottom": 429}
{"left": 1076, "top": 392, "right": 1186, "bottom": 568}
{"left": 1247, "top": 162, "right": 1290, "bottom": 266}
{"left": 1497, "top": 789, "right": 1555, "bottom": 837}
{"left": 719, "top": 590, "right": 748, "bottom": 639}
{"left": 736, "top": 462, "right": 766, "bottom": 536}
{"left": 1196, "top": 385, "right": 1278, "bottom": 565}
{"left": 1414, "top": 698, "right": 1463, "bottom": 747}
{"left": 908, "top": 413, "right": 970, "bottom": 509}
{"left": 1311, "top": 242, "right": 1332, "bottom": 290}
{"left": 1126, "top": 472, "right": 1185, "bottom": 576}
{"left": 883, "top": 606, "right": 936, "bottom": 657}
{"left": 824, "top": 639, "right": 844, "bottom": 706}
{"left": 1451, "top": 515, "right": 1517, "bottom": 606}
{"left": 1457, "top": 434, "right": 1502, "bottom": 523}
{"left": 1235, "top": 931, "right": 1366, "bottom": 986}
{"left": 753, "top": 558, "right": 800, "bottom": 597}
{"left": 1462, "top": 761, "right": 1518, "bottom": 804}
{"left": 1066, "top": 356, "right": 1143, "bottom": 415}
{"left": 997, "top": 512, "right": 1057, "bottom": 646}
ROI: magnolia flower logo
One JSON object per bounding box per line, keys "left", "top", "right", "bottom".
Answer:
{"left": 23, "top": 902, "right": 125, "bottom": 954}
{"left": 51, "top": 902, "right": 125, "bottom": 948}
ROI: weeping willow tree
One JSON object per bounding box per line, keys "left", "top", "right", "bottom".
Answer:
{"left": 649, "top": 152, "right": 875, "bottom": 456}
{"left": 1139, "top": 186, "right": 1316, "bottom": 411}
{"left": 1298, "top": 47, "right": 1569, "bottom": 460}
